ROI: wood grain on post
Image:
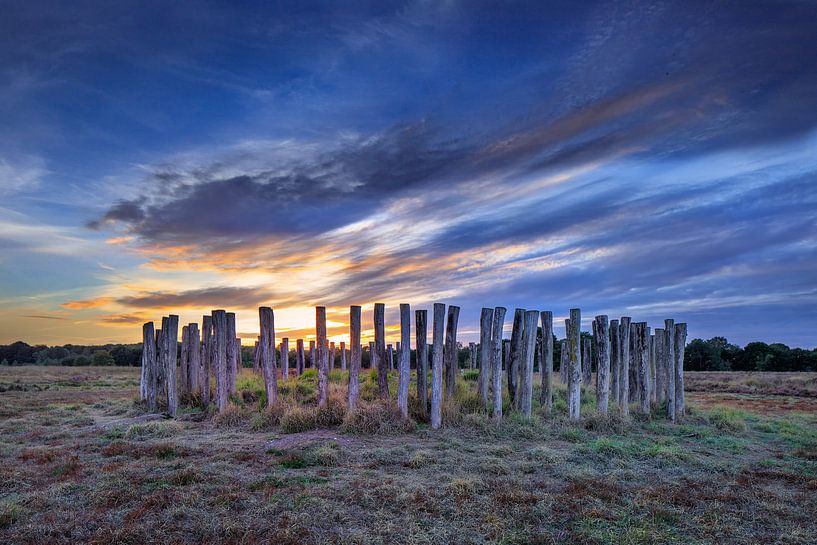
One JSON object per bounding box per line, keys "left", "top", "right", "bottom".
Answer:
{"left": 520, "top": 310, "right": 539, "bottom": 418}
{"left": 618, "top": 317, "right": 631, "bottom": 416}
{"left": 349, "top": 306, "right": 362, "bottom": 410}
{"left": 582, "top": 337, "right": 592, "bottom": 386}
{"left": 374, "top": 303, "right": 389, "bottom": 398}
{"left": 507, "top": 308, "right": 525, "bottom": 409}
{"left": 143, "top": 322, "right": 157, "bottom": 412}
{"left": 226, "top": 313, "right": 237, "bottom": 396}
{"left": 280, "top": 338, "right": 289, "bottom": 380}
{"left": 609, "top": 319, "right": 619, "bottom": 404}
{"left": 567, "top": 309, "right": 581, "bottom": 420}
{"left": 157, "top": 323, "right": 166, "bottom": 400}
{"left": 594, "top": 315, "right": 610, "bottom": 414}
{"left": 201, "top": 316, "right": 213, "bottom": 407}
{"left": 674, "top": 323, "right": 687, "bottom": 417}
{"left": 316, "top": 306, "right": 329, "bottom": 408}
{"left": 415, "top": 309, "right": 428, "bottom": 418}
{"left": 397, "top": 303, "right": 411, "bottom": 417}
{"left": 187, "top": 323, "right": 200, "bottom": 396}
{"left": 180, "top": 325, "right": 189, "bottom": 399}
{"left": 491, "top": 307, "right": 507, "bottom": 419}
{"left": 478, "top": 308, "right": 493, "bottom": 409}
{"left": 296, "top": 339, "right": 305, "bottom": 376}
{"left": 654, "top": 328, "right": 665, "bottom": 402}
{"left": 431, "top": 303, "right": 445, "bottom": 429}
{"left": 540, "top": 311, "right": 554, "bottom": 417}
{"left": 164, "top": 315, "right": 179, "bottom": 417}
{"left": 309, "top": 340, "right": 315, "bottom": 369}
{"left": 211, "top": 311, "right": 228, "bottom": 413}
{"left": 649, "top": 332, "right": 656, "bottom": 404}
{"left": 258, "top": 307, "right": 278, "bottom": 407}
{"left": 387, "top": 344, "right": 394, "bottom": 372}
{"left": 444, "top": 305, "right": 460, "bottom": 400}
{"left": 329, "top": 341, "right": 336, "bottom": 371}
{"left": 560, "top": 339, "right": 568, "bottom": 390}
{"left": 469, "top": 342, "right": 476, "bottom": 370}
{"left": 635, "top": 322, "right": 650, "bottom": 415}
{"left": 664, "top": 319, "right": 676, "bottom": 422}
{"left": 340, "top": 341, "right": 347, "bottom": 371}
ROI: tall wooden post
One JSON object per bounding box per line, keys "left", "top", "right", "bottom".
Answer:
{"left": 635, "top": 322, "right": 650, "bottom": 415}
{"left": 674, "top": 323, "right": 687, "bottom": 417}
{"left": 187, "top": 323, "right": 200, "bottom": 396}
{"left": 507, "top": 308, "right": 525, "bottom": 408}
{"left": 443, "top": 305, "right": 460, "bottom": 399}
{"left": 349, "top": 306, "right": 362, "bottom": 410}
{"left": 253, "top": 338, "right": 260, "bottom": 372}
{"left": 258, "top": 307, "right": 278, "bottom": 407}
{"left": 309, "top": 340, "right": 315, "bottom": 369}
{"left": 540, "top": 311, "right": 554, "bottom": 417}
{"left": 491, "top": 307, "right": 507, "bottom": 419}
{"left": 328, "top": 341, "right": 334, "bottom": 371}
{"left": 654, "top": 328, "right": 665, "bottom": 402}
{"left": 340, "top": 341, "right": 347, "bottom": 371}
{"left": 374, "top": 303, "right": 388, "bottom": 398}
{"left": 582, "top": 337, "right": 592, "bottom": 386}
{"left": 226, "top": 313, "right": 237, "bottom": 396}
{"left": 280, "top": 338, "right": 289, "bottom": 380}
{"left": 397, "top": 303, "right": 411, "bottom": 417}
{"left": 143, "top": 322, "right": 157, "bottom": 412}
{"left": 211, "top": 311, "right": 228, "bottom": 413}
{"left": 180, "top": 325, "right": 189, "bottom": 399}
{"left": 156, "top": 322, "right": 166, "bottom": 400}
{"left": 618, "top": 317, "right": 631, "bottom": 416}
{"left": 415, "top": 309, "right": 428, "bottom": 418}
{"left": 431, "top": 303, "right": 445, "bottom": 429}
{"left": 559, "top": 339, "right": 568, "bottom": 389}
{"left": 296, "top": 339, "right": 305, "bottom": 375}
{"left": 664, "top": 319, "right": 676, "bottom": 422}
{"left": 478, "top": 308, "right": 493, "bottom": 409}
{"left": 164, "top": 315, "right": 179, "bottom": 417}
{"left": 201, "top": 316, "right": 213, "bottom": 407}
{"left": 520, "top": 310, "right": 539, "bottom": 418}
{"left": 316, "top": 306, "right": 329, "bottom": 408}
{"left": 387, "top": 344, "right": 394, "bottom": 372}
{"left": 567, "top": 309, "right": 581, "bottom": 420}
{"left": 594, "top": 315, "right": 610, "bottom": 414}
{"left": 609, "top": 319, "right": 619, "bottom": 404}
{"left": 649, "top": 332, "right": 656, "bottom": 403}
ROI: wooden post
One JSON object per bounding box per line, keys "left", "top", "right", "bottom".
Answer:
{"left": 258, "top": 307, "right": 278, "bottom": 407}
{"left": 387, "top": 344, "right": 394, "bottom": 372}
{"left": 187, "top": 323, "right": 200, "bottom": 396}
{"left": 329, "top": 341, "right": 336, "bottom": 371}
{"left": 349, "top": 306, "right": 362, "bottom": 410}
{"left": 374, "top": 303, "right": 389, "bottom": 398}
{"left": 540, "top": 311, "right": 554, "bottom": 417}
{"left": 397, "top": 303, "right": 411, "bottom": 417}
{"left": 664, "top": 319, "right": 676, "bottom": 422}
{"left": 180, "top": 325, "right": 189, "bottom": 399}
{"left": 368, "top": 341, "right": 375, "bottom": 369}
{"left": 431, "top": 303, "right": 445, "bottom": 429}
{"left": 156, "top": 324, "right": 166, "bottom": 399}
{"left": 674, "top": 323, "right": 687, "bottom": 417}
{"left": 582, "top": 337, "right": 591, "bottom": 386}
{"left": 618, "top": 317, "right": 631, "bottom": 416}
{"left": 211, "top": 311, "right": 227, "bottom": 413}
{"left": 253, "top": 338, "right": 260, "bottom": 372}
{"left": 491, "top": 307, "right": 507, "bottom": 419}
{"left": 316, "top": 306, "right": 329, "bottom": 408}
{"left": 649, "top": 332, "right": 656, "bottom": 404}
{"left": 443, "top": 304, "right": 460, "bottom": 399}
{"left": 635, "top": 322, "right": 650, "bottom": 415}
{"left": 594, "top": 315, "right": 610, "bottom": 415}
{"left": 143, "top": 322, "right": 157, "bottom": 412}
{"left": 567, "top": 308, "right": 581, "bottom": 421}
{"left": 629, "top": 328, "right": 638, "bottom": 404}
{"left": 226, "top": 313, "right": 237, "bottom": 396}
{"left": 654, "top": 328, "right": 665, "bottom": 402}
{"left": 309, "top": 340, "right": 315, "bottom": 369}
{"left": 296, "top": 339, "right": 305, "bottom": 375}
{"left": 340, "top": 341, "right": 347, "bottom": 371}
{"left": 560, "top": 339, "right": 568, "bottom": 389}
{"left": 507, "top": 308, "right": 525, "bottom": 409}
{"left": 609, "top": 319, "right": 619, "bottom": 404}
{"left": 415, "top": 309, "right": 428, "bottom": 418}
{"left": 280, "top": 338, "right": 289, "bottom": 380}
{"left": 520, "top": 310, "right": 539, "bottom": 418}
{"left": 164, "top": 315, "right": 179, "bottom": 417}
{"left": 468, "top": 342, "right": 476, "bottom": 370}
{"left": 201, "top": 316, "right": 213, "bottom": 407}
{"left": 478, "top": 308, "right": 493, "bottom": 409}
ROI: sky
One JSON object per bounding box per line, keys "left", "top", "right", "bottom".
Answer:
{"left": 1, "top": 0, "right": 816, "bottom": 348}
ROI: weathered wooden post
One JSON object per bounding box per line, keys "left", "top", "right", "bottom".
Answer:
{"left": 327, "top": 341, "right": 334, "bottom": 371}
{"left": 309, "top": 340, "right": 315, "bottom": 369}
{"left": 582, "top": 337, "right": 592, "bottom": 386}
{"left": 635, "top": 322, "right": 650, "bottom": 415}
{"left": 156, "top": 323, "right": 166, "bottom": 399}
{"left": 507, "top": 308, "right": 525, "bottom": 408}
{"left": 618, "top": 317, "right": 631, "bottom": 416}
{"left": 609, "top": 319, "right": 619, "bottom": 403}
{"left": 226, "top": 312, "right": 237, "bottom": 396}
{"left": 180, "top": 325, "right": 189, "bottom": 399}
{"left": 143, "top": 322, "right": 157, "bottom": 412}
{"left": 567, "top": 309, "right": 581, "bottom": 420}
{"left": 415, "top": 309, "right": 428, "bottom": 418}
{"left": 431, "top": 303, "right": 445, "bottom": 429}
{"left": 478, "top": 308, "right": 493, "bottom": 409}
{"left": 211, "top": 311, "right": 227, "bottom": 413}
{"left": 540, "top": 311, "right": 554, "bottom": 417}
{"left": 664, "top": 319, "right": 675, "bottom": 421}
{"left": 258, "top": 307, "right": 278, "bottom": 407}
{"left": 674, "top": 323, "right": 687, "bottom": 417}
{"left": 187, "top": 323, "right": 200, "bottom": 396}
{"left": 340, "top": 341, "right": 347, "bottom": 371}
{"left": 649, "top": 332, "right": 656, "bottom": 403}
{"left": 368, "top": 341, "right": 375, "bottom": 370}
{"left": 594, "top": 315, "right": 610, "bottom": 414}
{"left": 520, "top": 310, "right": 539, "bottom": 418}
{"left": 374, "top": 303, "right": 389, "bottom": 398}
{"left": 349, "top": 306, "right": 362, "bottom": 410}
{"left": 316, "top": 306, "right": 329, "bottom": 408}
{"left": 654, "top": 328, "right": 665, "bottom": 402}
{"left": 560, "top": 339, "right": 568, "bottom": 387}
{"left": 253, "top": 338, "right": 260, "bottom": 372}
{"left": 443, "top": 305, "right": 460, "bottom": 399}
{"left": 280, "top": 338, "right": 289, "bottom": 380}
{"left": 491, "top": 307, "right": 507, "bottom": 419}
{"left": 201, "top": 316, "right": 213, "bottom": 407}
{"left": 163, "top": 316, "right": 179, "bottom": 417}
{"left": 397, "top": 303, "right": 411, "bottom": 417}
{"left": 468, "top": 342, "right": 477, "bottom": 370}
{"left": 296, "top": 339, "right": 305, "bottom": 375}
{"left": 387, "top": 344, "right": 394, "bottom": 372}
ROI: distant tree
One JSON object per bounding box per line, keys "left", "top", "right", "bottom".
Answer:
{"left": 92, "top": 350, "right": 115, "bottom": 366}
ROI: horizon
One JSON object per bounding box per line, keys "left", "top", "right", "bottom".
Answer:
{"left": 2, "top": 1, "right": 816, "bottom": 348}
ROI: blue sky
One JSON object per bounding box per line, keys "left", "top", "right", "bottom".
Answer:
{"left": 1, "top": 0, "right": 816, "bottom": 347}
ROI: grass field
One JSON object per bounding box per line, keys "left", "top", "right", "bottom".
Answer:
{"left": 1, "top": 366, "right": 815, "bottom": 544}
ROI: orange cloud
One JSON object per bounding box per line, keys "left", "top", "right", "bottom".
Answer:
{"left": 62, "top": 297, "right": 115, "bottom": 309}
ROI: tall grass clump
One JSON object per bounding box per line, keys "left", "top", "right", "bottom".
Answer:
{"left": 341, "top": 400, "right": 416, "bottom": 435}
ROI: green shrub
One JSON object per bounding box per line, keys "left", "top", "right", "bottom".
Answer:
{"left": 462, "top": 369, "right": 480, "bottom": 381}
{"left": 708, "top": 408, "right": 748, "bottom": 432}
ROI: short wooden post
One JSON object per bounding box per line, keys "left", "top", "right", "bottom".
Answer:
{"left": 329, "top": 341, "right": 336, "bottom": 370}
{"left": 478, "top": 308, "right": 493, "bottom": 409}
{"left": 280, "top": 338, "right": 289, "bottom": 380}
{"left": 258, "top": 307, "right": 278, "bottom": 407}
{"left": 387, "top": 344, "right": 394, "bottom": 371}
{"left": 468, "top": 342, "right": 477, "bottom": 370}
{"left": 567, "top": 308, "right": 581, "bottom": 420}
{"left": 143, "top": 322, "right": 157, "bottom": 412}
{"left": 201, "top": 316, "right": 213, "bottom": 407}
{"left": 507, "top": 308, "right": 525, "bottom": 408}
{"left": 618, "top": 317, "right": 631, "bottom": 416}
{"left": 431, "top": 303, "right": 445, "bottom": 429}
{"left": 316, "top": 306, "right": 329, "bottom": 408}
{"left": 309, "top": 340, "right": 315, "bottom": 369}
{"left": 540, "top": 311, "right": 554, "bottom": 417}
{"left": 664, "top": 319, "right": 675, "bottom": 421}
{"left": 443, "top": 304, "right": 460, "bottom": 399}
{"left": 397, "top": 303, "right": 411, "bottom": 417}
{"left": 349, "top": 306, "right": 362, "bottom": 410}
{"left": 253, "top": 338, "right": 260, "bottom": 372}
{"left": 674, "top": 323, "right": 687, "bottom": 417}
{"left": 296, "top": 339, "right": 305, "bottom": 375}
{"left": 520, "top": 310, "right": 539, "bottom": 417}
{"left": 374, "top": 303, "right": 389, "bottom": 398}
{"left": 180, "top": 325, "right": 189, "bottom": 399}
{"left": 226, "top": 312, "right": 237, "bottom": 396}
{"left": 491, "top": 307, "right": 507, "bottom": 419}
{"left": 582, "top": 337, "right": 591, "bottom": 386}
{"left": 187, "top": 323, "right": 200, "bottom": 396}
{"left": 594, "top": 315, "right": 610, "bottom": 414}
{"left": 340, "top": 341, "right": 347, "bottom": 371}
{"left": 415, "top": 309, "right": 428, "bottom": 418}
{"left": 609, "top": 319, "right": 619, "bottom": 404}
{"left": 368, "top": 341, "right": 375, "bottom": 369}
{"left": 636, "top": 322, "right": 650, "bottom": 415}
